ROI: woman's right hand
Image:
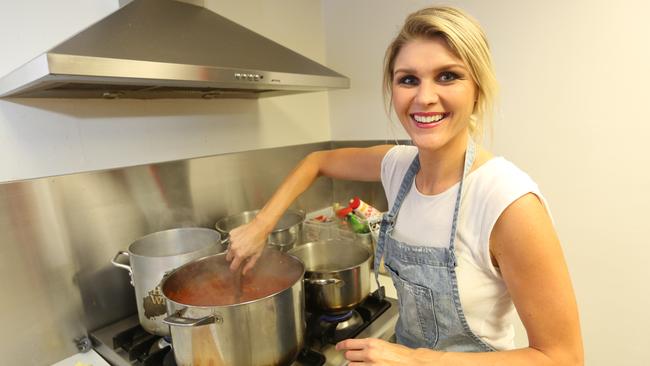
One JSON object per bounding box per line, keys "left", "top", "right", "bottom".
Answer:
{"left": 225, "top": 217, "right": 271, "bottom": 275}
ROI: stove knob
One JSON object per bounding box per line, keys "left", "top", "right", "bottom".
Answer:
{"left": 74, "top": 335, "right": 92, "bottom": 353}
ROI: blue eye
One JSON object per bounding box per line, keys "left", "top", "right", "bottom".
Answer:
{"left": 438, "top": 71, "right": 460, "bottom": 83}
{"left": 396, "top": 75, "right": 419, "bottom": 86}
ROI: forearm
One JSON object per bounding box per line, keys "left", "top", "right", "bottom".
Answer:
{"left": 254, "top": 151, "right": 323, "bottom": 233}
{"left": 417, "top": 346, "right": 582, "bottom": 366}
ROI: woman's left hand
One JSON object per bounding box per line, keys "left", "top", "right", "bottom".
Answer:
{"left": 336, "top": 338, "right": 443, "bottom": 365}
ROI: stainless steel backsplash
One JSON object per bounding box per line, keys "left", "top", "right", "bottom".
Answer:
{"left": 0, "top": 141, "right": 389, "bottom": 365}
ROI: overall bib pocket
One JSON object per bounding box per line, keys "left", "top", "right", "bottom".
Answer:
{"left": 385, "top": 262, "right": 439, "bottom": 347}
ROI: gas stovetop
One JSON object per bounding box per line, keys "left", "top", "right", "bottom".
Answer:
{"left": 90, "top": 290, "right": 398, "bottom": 366}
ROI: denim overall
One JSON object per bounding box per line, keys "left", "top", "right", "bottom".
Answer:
{"left": 374, "top": 139, "right": 495, "bottom": 352}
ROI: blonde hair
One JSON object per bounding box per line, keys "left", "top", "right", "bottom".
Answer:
{"left": 383, "top": 6, "right": 498, "bottom": 141}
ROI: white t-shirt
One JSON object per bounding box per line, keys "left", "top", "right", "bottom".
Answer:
{"left": 381, "top": 145, "right": 549, "bottom": 350}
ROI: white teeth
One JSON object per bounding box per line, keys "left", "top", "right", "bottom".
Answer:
{"left": 413, "top": 114, "right": 445, "bottom": 123}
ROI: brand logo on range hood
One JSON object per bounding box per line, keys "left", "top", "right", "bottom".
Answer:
{"left": 0, "top": 0, "right": 349, "bottom": 99}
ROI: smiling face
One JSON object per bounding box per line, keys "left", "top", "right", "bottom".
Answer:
{"left": 392, "top": 37, "right": 477, "bottom": 152}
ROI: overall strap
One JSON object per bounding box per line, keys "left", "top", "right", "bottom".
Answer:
{"left": 373, "top": 153, "right": 420, "bottom": 293}
{"left": 448, "top": 137, "right": 476, "bottom": 266}
{"left": 386, "top": 155, "right": 421, "bottom": 223}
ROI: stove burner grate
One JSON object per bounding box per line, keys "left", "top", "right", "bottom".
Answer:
{"left": 112, "top": 323, "right": 171, "bottom": 364}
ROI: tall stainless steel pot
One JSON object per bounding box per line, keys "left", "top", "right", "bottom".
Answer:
{"left": 161, "top": 249, "right": 305, "bottom": 366}
{"left": 288, "top": 239, "right": 371, "bottom": 314}
{"left": 111, "top": 227, "right": 225, "bottom": 336}
{"left": 215, "top": 209, "right": 304, "bottom": 252}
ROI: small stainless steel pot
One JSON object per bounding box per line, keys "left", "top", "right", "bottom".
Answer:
{"left": 215, "top": 209, "right": 305, "bottom": 252}
{"left": 111, "top": 227, "right": 225, "bottom": 336}
{"left": 161, "top": 249, "right": 305, "bottom": 366}
{"left": 288, "top": 239, "right": 371, "bottom": 314}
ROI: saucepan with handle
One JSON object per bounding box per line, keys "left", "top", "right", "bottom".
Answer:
{"left": 288, "top": 239, "right": 371, "bottom": 314}
{"left": 215, "top": 209, "right": 305, "bottom": 252}
{"left": 161, "top": 248, "right": 305, "bottom": 366}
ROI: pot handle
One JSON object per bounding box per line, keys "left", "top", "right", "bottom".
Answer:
{"left": 111, "top": 251, "right": 132, "bottom": 273}
{"left": 112, "top": 251, "right": 135, "bottom": 286}
{"left": 163, "top": 313, "right": 222, "bottom": 327}
{"left": 305, "top": 278, "right": 345, "bottom": 287}
{"left": 221, "top": 236, "right": 230, "bottom": 246}
{"left": 215, "top": 227, "right": 230, "bottom": 246}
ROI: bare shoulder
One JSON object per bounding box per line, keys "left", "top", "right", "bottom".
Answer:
{"left": 491, "top": 193, "right": 553, "bottom": 244}
{"left": 364, "top": 144, "right": 395, "bottom": 156}
{"left": 317, "top": 144, "right": 395, "bottom": 181}
{"left": 489, "top": 192, "right": 559, "bottom": 269}
{"left": 327, "top": 144, "right": 395, "bottom": 163}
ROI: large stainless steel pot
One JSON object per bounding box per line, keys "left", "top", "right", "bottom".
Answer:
{"left": 161, "top": 249, "right": 305, "bottom": 366}
{"left": 111, "top": 227, "right": 225, "bottom": 336}
{"left": 288, "top": 239, "right": 371, "bottom": 314}
{"left": 215, "top": 209, "right": 305, "bottom": 252}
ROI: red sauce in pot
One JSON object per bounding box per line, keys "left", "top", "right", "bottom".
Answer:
{"left": 166, "top": 273, "right": 295, "bottom": 306}
{"left": 163, "top": 249, "right": 304, "bottom": 307}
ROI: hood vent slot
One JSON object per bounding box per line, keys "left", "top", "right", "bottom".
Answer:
{"left": 27, "top": 83, "right": 272, "bottom": 99}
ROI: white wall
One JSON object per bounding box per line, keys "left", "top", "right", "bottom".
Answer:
{"left": 0, "top": 0, "right": 333, "bottom": 183}
{"left": 323, "top": 0, "right": 650, "bottom": 365}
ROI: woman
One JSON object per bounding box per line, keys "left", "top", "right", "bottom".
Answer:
{"left": 226, "top": 6, "right": 583, "bottom": 365}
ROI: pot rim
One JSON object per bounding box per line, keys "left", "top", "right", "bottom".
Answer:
{"left": 300, "top": 254, "right": 372, "bottom": 275}
{"left": 127, "top": 227, "right": 222, "bottom": 258}
{"left": 215, "top": 209, "right": 305, "bottom": 236}
{"left": 288, "top": 240, "right": 372, "bottom": 273}
{"left": 160, "top": 251, "right": 305, "bottom": 308}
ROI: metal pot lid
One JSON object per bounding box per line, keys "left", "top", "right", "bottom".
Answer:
{"left": 161, "top": 248, "right": 304, "bottom": 307}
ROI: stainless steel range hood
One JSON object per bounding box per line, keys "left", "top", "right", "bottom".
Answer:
{"left": 0, "top": 0, "right": 349, "bottom": 99}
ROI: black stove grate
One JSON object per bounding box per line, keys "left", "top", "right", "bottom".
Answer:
{"left": 112, "top": 324, "right": 171, "bottom": 364}
{"left": 296, "top": 348, "right": 326, "bottom": 366}
{"left": 146, "top": 347, "right": 172, "bottom": 366}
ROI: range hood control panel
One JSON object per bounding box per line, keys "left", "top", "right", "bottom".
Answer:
{"left": 234, "top": 73, "right": 263, "bottom": 81}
